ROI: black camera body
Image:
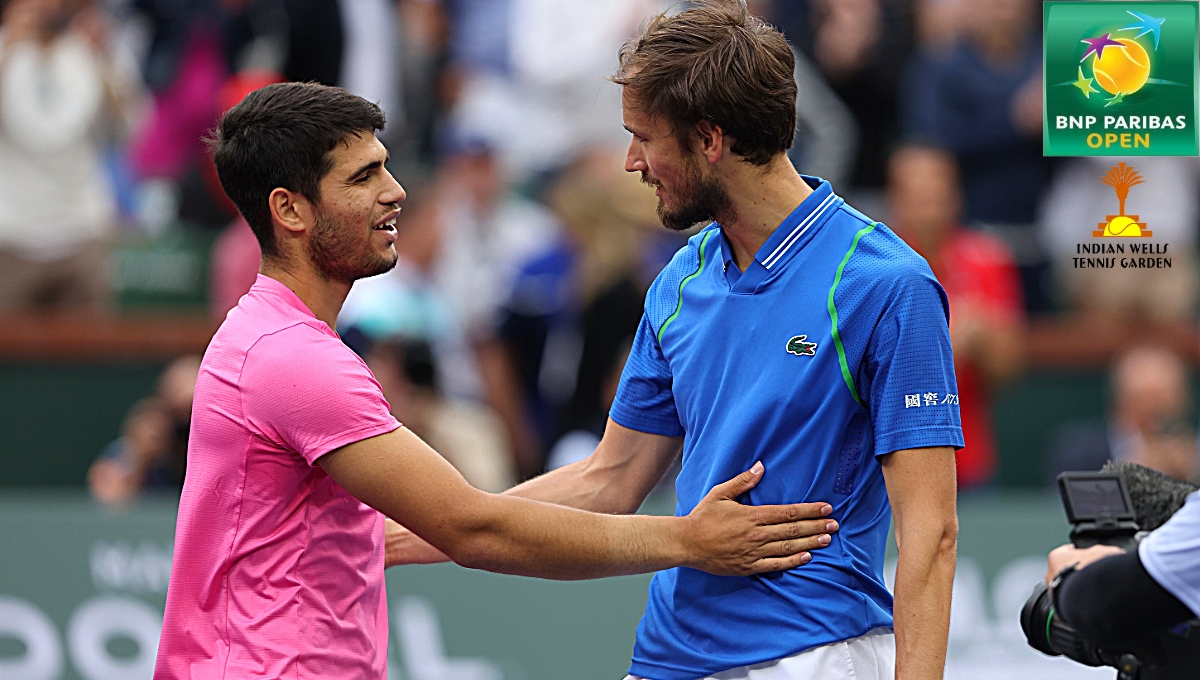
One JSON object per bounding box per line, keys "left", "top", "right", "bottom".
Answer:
{"left": 1020, "top": 471, "right": 1200, "bottom": 680}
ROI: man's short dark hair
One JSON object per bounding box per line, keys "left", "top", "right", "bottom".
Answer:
{"left": 209, "top": 82, "right": 386, "bottom": 257}
{"left": 613, "top": 1, "right": 797, "bottom": 166}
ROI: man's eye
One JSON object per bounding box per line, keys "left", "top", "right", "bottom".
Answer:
{"left": 355, "top": 174, "right": 370, "bottom": 183}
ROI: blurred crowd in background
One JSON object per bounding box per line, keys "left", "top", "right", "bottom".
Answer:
{"left": 0, "top": 0, "right": 1196, "bottom": 503}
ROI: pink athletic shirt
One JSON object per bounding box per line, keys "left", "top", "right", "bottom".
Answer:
{"left": 155, "top": 274, "right": 401, "bottom": 679}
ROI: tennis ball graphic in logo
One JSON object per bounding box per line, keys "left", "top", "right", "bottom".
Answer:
{"left": 1092, "top": 38, "right": 1151, "bottom": 95}
{"left": 1103, "top": 215, "right": 1143, "bottom": 236}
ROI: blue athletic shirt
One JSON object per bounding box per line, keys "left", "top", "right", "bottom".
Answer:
{"left": 610, "top": 177, "right": 964, "bottom": 680}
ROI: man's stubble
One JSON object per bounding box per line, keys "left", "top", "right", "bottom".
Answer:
{"left": 307, "top": 209, "right": 398, "bottom": 284}
{"left": 644, "top": 153, "right": 736, "bottom": 232}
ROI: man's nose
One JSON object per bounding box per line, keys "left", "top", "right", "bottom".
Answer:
{"left": 625, "top": 141, "right": 647, "bottom": 173}
{"left": 382, "top": 170, "right": 406, "bottom": 205}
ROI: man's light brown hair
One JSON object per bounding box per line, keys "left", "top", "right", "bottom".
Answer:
{"left": 614, "top": 1, "right": 797, "bottom": 166}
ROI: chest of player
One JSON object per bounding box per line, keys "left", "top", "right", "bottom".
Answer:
{"left": 658, "top": 268, "right": 854, "bottom": 432}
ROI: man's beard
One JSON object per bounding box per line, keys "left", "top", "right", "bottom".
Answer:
{"left": 644, "top": 156, "right": 735, "bottom": 232}
{"left": 307, "top": 209, "right": 397, "bottom": 284}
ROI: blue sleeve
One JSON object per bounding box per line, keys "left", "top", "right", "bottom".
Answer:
{"left": 608, "top": 314, "right": 685, "bottom": 437}
{"left": 860, "top": 273, "right": 964, "bottom": 456}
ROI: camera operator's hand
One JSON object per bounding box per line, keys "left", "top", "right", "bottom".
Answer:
{"left": 1045, "top": 543, "right": 1125, "bottom": 586}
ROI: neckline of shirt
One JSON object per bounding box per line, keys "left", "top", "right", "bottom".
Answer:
{"left": 252, "top": 274, "right": 337, "bottom": 335}
{"left": 715, "top": 176, "right": 841, "bottom": 292}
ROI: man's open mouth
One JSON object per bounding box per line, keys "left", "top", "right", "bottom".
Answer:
{"left": 373, "top": 212, "right": 399, "bottom": 233}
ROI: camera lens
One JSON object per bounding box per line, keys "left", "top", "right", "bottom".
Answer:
{"left": 1021, "top": 582, "right": 1059, "bottom": 657}
{"left": 1021, "top": 582, "right": 1119, "bottom": 667}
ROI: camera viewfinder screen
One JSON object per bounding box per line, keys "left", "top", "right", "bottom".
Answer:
{"left": 1066, "top": 478, "right": 1129, "bottom": 518}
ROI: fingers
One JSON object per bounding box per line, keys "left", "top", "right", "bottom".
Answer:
{"left": 757, "top": 518, "right": 839, "bottom": 544}
{"left": 752, "top": 501, "right": 834, "bottom": 525}
{"left": 708, "top": 461, "right": 764, "bottom": 500}
{"left": 757, "top": 534, "right": 832, "bottom": 558}
{"left": 745, "top": 552, "right": 813, "bottom": 574}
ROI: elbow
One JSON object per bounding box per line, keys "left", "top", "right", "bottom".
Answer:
{"left": 939, "top": 517, "right": 959, "bottom": 557}
{"left": 443, "top": 533, "right": 500, "bottom": 572}
{"left": 422, "top": 500, "right": 505, "bottom": 571}
{"left": 895, "top": 515, "right": 957, "bottom": 560}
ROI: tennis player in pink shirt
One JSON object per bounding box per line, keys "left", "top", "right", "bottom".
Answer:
{"left": 154, "top": 83, "right": 838, "bottom": 679}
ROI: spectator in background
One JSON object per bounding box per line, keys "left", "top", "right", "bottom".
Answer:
{"left": 500, "top": 148, "right": 658, "bottom": 471}
{"left": 746, "top": 0, "right": 858, "bottom": 192}
{"left": 128, "top": 0, "right": 224, "bottom": 183}
{"left": 365, "top": 337, "right": 516, "bottom": 492}
{"left": 901, "top": 0, "right": 1050, "bottom": 310}
{"left": 89, "top": 355, "right": 201, "bottom": 504}
{"left": 1047, "top": 346, "right": 1199, "bottom": 484}
{"left": 911, "top": 0, "right": 964, "bottom": 53}
{"left": 889, "top": 145, "right": 1024, "bottom": 489}
{"left": 1037, "top": 157, "right": 1200, "bottom": 324}
{"left": 339, "top": 187, "right": 518, "bottom": 491}
{"left": 391, "top": 0, "right": 449, "bottom": 174}
{"left": 770, "top": 0, "right": 911, "bottom": 211}
{"left": 422, "top": 135, "right": 558, "bottom": 477}
{"left": 0, "top": 0, "right": 142, "bottom": 311}
{"left": 444, "top": 0, "right": 667, "bottom": 176}
{"left": 135, "top": 0, "right": 403, "bottom": 231}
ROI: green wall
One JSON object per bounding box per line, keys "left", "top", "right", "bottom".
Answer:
{"left": 992, "top": 372, "right": 1109, "bottom": 487}
{"left": 0, "top": 363, "right": 166, "bottom": 486}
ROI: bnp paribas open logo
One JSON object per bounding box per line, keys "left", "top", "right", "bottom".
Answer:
{"left": 1045, "top": 2, "right": 1199, "bottom": 156}
{"left": 1074, "top": 163, "right": 1171, "bottom": 271}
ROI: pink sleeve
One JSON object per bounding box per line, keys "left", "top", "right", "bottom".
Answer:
{"left": 241, "top": 323, "right": 401, "bottom": 465}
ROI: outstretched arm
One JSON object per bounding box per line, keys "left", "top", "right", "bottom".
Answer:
{"left": 883, "top": 446, "right": 958, "bottom": 680}
{"left": 383, "top": 419, "right": 839, "bottom": 566}
{"left": 324, "top": 426, "right": 825, "bottom": 580}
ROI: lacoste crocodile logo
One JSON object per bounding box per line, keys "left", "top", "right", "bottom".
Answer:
{"left": 786, "top": 335, "right": 817, "bottom": 356}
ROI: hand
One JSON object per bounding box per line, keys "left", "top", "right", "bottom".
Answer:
{"left": 385, "top": 517, "right": 450, "bottom": 567}
{"left": 1045, "top": 543, "right": 1124, "bottom": 586}
{"left": 948, "top": 299, "right": 987, "bottom": 358}
{"left": 87, "top": 457, "right": 139, "bottom": 506}
{"left": 680, "top": 462, "right": 838, "bottom": 576}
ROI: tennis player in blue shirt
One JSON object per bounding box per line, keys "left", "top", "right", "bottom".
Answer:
{"left": 389, "top": 3, "right": 961, "bottom": 679}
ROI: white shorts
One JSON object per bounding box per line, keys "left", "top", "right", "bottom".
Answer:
{"left": 625, "top": 628, "right": 896, "bottom": 680}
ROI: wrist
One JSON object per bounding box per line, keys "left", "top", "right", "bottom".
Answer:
{"left": 663, "top": 515, "right": 696, "bottom": 570}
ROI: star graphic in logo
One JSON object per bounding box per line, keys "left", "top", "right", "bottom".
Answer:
{"left": 1080, "top": 33, "right": 1123, "bottom": 61}
{"left": 1071, "top": 66, "right": 1098, "bottom": 98}
{"left": 1120, "top": 10, "right": 1165, "bottom": 49}
{"left": 1105, "top": 92, "right": 1126, "bottom": 107}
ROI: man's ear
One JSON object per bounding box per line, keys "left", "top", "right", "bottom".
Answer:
{"left": 694, "top": 119, "right": 725, "bottom": 165}
{"left": 268, "top": 187, "right": 313, "bottom": 238}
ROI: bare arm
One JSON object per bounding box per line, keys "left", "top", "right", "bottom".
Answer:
{"left": 384, "top": 419, "right": 838, "bottom": 566}
{"left": 505, "top": 418, "right": 682, "bottom": 513}
{"left": 324, "top": 427, "right": 823, "bottom": 580}
{"left": 883, "top": 446, "right": 958, "bottom": 680}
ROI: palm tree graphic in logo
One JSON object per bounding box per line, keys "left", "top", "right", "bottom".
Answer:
{"left": 1095, "top": 162, "right": 1151, "bottom": 237}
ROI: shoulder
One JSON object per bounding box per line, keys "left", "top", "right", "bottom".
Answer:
{"left": 643, "top": 224, "right": 719, "bottom": 331}
{"left": 243, "top": 322, "right": 362, "bottom": 381}
{"left": 830, "top": 211, "right": 938, "bottom": 297}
